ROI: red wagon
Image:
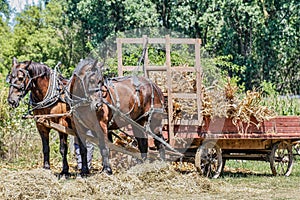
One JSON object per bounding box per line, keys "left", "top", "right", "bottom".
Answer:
{"left": 115, "top": 36, "right": 300, "bottom": 178}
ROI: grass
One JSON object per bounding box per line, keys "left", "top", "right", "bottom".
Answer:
{"left": 206, "top": 160, "right": 300, "bottom": 199}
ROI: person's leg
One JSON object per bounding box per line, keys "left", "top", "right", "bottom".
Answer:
{"left": 86, "top": 140, "right": 94, "bottom": 170}
{"left": 74, "top": 137, "right": 82, "bottom": 170}
{"left": 74, "top": 132, "right": 94, "bottom": 170}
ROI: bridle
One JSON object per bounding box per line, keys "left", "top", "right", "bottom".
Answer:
{"left": 7, "top": 66, "right": 46, "bottom": 99}
{"left": 70, "top": 60, "right": 104, "bottom": 102}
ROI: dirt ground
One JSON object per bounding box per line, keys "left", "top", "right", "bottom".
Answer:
{"left": 1, "top": 159, "right": 300, "bottom": 200}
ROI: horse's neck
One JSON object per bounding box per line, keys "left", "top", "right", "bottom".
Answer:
{"left": 30, "top": 76, "right": 50, "bottom": 102}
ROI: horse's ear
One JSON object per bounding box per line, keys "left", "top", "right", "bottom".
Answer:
{"left": 13, "top": 57, "right": 18, "bottom": 65}
{"left": 25, "top": 60, "right": 32, "bottom": 69}
{"left": 91, "top": 60, "right": 98, "bottom": 72}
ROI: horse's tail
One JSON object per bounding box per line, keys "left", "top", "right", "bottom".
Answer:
{"left": 151, "top": 80, "right": 165, "bottom": 110}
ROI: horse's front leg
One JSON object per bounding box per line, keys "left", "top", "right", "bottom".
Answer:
{"left": 36, "top": 124, "right": 50, "bottom": 169}
{"left": 58, "top": 132, "right": 70, "bottom": 178}
{"left": 77, "top": 136, "right": 89, "bottom": 177}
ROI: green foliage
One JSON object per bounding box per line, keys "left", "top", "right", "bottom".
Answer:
{"left": 1, "top": 0, "right": 299, "bottom": 94}
{"left": 0, "top": 18, "right": 13, "bottom": 74}
{"left": 260, "top": 81, "right": 300, "bottom": 116}
{"left": 0, "top": 0, "right": 10, "bottom": 19}
{"left": 0, "top": 77, "right": 38, "bottom": 161}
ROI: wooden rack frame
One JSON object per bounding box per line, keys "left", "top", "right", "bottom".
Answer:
{"left": 117, "top": 35, "right": 202, "bottom": 145}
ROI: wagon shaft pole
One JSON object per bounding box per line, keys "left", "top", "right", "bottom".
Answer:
{"left": 37, "top": 118, "right": 144, "bottom": 160}
{"left": 105, "top": 102, "right": 184, "bottom": 157}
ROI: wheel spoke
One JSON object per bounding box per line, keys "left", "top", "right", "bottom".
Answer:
{"left": 270, "top": 142, "right": 293, "bottom": 176}
{"left": 195, "top": 142, "right": 222, "bottom": 178}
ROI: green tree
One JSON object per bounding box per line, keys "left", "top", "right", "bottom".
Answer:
{"left": 3, "top": 0, "right": 299, "bottom": 94}
{"left": 0, "top": 0, "right": 10, "bottom": 19}
{"left": 66, "top": 0, "right": 159, "bottom": 52}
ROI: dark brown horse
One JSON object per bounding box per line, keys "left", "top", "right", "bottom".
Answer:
{"left": 69, "top": 58, "right": 166, "bottom": 174}
{"left": 6, "top": 57, "right": 71, "bottom": 177}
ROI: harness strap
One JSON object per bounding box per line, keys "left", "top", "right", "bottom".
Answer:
{"left": 25, "top": 63, "right": 67, "bottom": 116}
{"left": 29, "top": 68, "right": 60, "bottom": 110}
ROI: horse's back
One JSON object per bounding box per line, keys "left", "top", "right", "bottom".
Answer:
{"left": 109, "top": 76, "right": 164, "bottom": 105}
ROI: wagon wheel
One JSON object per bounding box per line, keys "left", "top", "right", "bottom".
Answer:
{"left": 195, "top": 141, "right": 222, "bottom": 179}
{"left": 292, "top": 142, "right": 300, "bottom": 157}
{"left": 270, "top": 141, "right": 293, "bottom": 176}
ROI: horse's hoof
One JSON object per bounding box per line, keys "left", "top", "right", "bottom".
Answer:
{"left": 101, "top": 167, "right": 113, "bottom": 175}
{"left": 58, "top": 172, "right": 71, "bottom": 180}
{"left": 43, "top": 164, "right": 50, "bottom": 170}
{"left": 79, "top": 173, "right": 89, "bottom": 178}
{"left": 79, "top": 169, "right": 90, "bottom": 178}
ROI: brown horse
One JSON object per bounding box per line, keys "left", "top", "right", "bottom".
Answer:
{"left": 6, "top": 57, "right": 71, "bottom": 177}
{"left": 69, "top": 58, "right": 166, "bottom": 174}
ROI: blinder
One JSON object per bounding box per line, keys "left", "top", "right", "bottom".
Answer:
{"left": 6, "top": 73, "right": 11, "bottom": 83}
{"left": 87, "top": 67, "right": 104, "bottom": 93}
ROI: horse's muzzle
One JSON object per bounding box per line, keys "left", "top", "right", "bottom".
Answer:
{"left": 7, "top": 98, "right": 19, "bottom": 108}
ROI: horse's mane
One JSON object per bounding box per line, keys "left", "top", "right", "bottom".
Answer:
{"left": 23, "top": 61, "right": 68, "bottom": 82}
{"left": 22, "top": 61, "right": 51, "bottom": 78}
{"left": 73, "top": 58, "right": 97, "bottom": 75}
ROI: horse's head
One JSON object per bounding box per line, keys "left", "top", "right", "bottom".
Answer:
{"left": 70, "top": 58, "right": 104, "bottom": 101}
{"left": 6, "top": 57, "right": 33, "bottom": 108}
{"left": 6, "top": 57, "right": 51, "bottom": 108}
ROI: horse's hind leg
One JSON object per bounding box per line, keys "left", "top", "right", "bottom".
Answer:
{"left": 151, "top": 113, "right": 165, "bottom": 161}
{"left": 58, "top": 132, "right": 70, "bottom": 178}
{"left": 132, "top": 122, "right": 148, "bottom": 161}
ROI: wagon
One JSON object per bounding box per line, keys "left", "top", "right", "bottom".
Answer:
{"left": 34, "top": 36, "right": 300, "bottom": 178}
{"left": 115, "top": 35, "right": 300, "bottom": 178}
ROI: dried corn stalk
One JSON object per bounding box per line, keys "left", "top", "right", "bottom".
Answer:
{"left": 230, "top": 90, "right": 276, "bottom": 129}
{"left": 149, "top": 70, "right": 276, "bottom": 132}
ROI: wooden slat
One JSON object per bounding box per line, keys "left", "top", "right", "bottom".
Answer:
{"left": 118, "top": 38, "right": 200, "bottom": 45}
{"left": 117, "top": 38, "right": 123, "bottom": 76}
{"left": 172, "top": 93, "right": 197, "bottom": 99}
{"left": 165, "top": 35, "right": 174, "bottom": 146}
{"left": 148, "top": 38, "right": 166, "bottom": 44}
{"left": 195, "top": 39, "right": 202, "bottom": 125}
{"left": 170, "top": 38, "right": 199, "bottom": 44}
{"left": 123, "top": 65, "right": 167, "bottom": 71}
{"left": 170, "top": 67, "right": 196, "bottom": 72}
